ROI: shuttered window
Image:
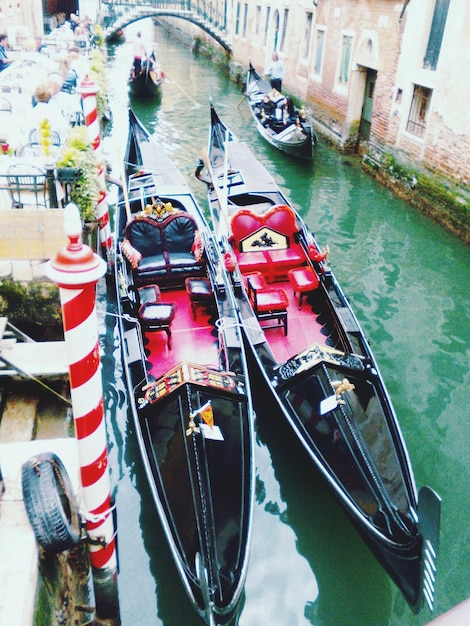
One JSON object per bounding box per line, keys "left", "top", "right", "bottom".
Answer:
{"left": 303, "top": 12, "right": 313, "bottom": 59}
{"left": 339, "top": 35, "right": 353, "bottom": 84}
{"left": 423, "top": 0, "right": 450, "bottom": 70}
{"left": 280, "top": 9, "right": 289, "bottom": 52}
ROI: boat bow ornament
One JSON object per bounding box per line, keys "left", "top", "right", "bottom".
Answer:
{"left": 101, "top": 0, "right": 231, "bottom": 52}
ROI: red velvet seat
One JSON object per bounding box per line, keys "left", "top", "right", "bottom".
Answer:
{"left": 246, "top": 276, "right": 289, "bottom": 336}
{"left": 242, "top": 271, "right": 267, "bottom": 291}
{"left": 230, "top": 204, "right": 306, "bottom": 282}
{"left": 288, "top": 266, "right": 319, "bottom": 309}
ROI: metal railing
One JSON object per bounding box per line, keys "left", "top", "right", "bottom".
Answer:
{"left": 101, "top": 0, "right": 229, "bottom": 50}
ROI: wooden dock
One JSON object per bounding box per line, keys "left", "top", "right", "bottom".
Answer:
{"left": 0, "top": 317, "right": 68, "bottom": 379}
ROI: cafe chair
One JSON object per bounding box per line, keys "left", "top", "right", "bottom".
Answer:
{"left": 28, "top": 128, "right": 62, "bottom": 147}
{"left": 17, "top": 143, "right": 42, "bottom": 158}
{"left": 6, "top": 163, "right": 48, "bottom": 209}
{"left": 0, "top": 96, "right": 12, "bottom": 114}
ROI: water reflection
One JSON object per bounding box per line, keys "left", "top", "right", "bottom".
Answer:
{"left": 251, "top": 388, "right": 392, "bottom": 626}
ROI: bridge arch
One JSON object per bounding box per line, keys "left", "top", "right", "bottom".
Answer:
{"left": 102, "top": 6, "right": 231, "bottom": 53}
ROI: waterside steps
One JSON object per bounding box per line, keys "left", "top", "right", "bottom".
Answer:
{"left": 1, "top": 315, "right": 70, "bottom": 443}
{"left": 0, "top": 317, "right": 68, "bottom": 380}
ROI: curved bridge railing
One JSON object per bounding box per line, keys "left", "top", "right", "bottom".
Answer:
{"left": 101, "top": 0, "right": 231, "bottom": 52}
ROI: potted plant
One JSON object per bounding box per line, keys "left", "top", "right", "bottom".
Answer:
{"left": 56, "top": 126, "right": 101, "bottom": 223}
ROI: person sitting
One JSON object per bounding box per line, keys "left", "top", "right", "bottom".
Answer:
{"left": 258, "top": 94, "right": 275, "bottom": 125}
{"left": 0, "top": 34, "right": 13, "bottom": 73}
{"left": 269, "top": 88, "right": 287, "bottom": 110}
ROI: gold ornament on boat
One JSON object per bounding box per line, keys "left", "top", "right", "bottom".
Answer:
{"left": 186, "top": 415, "right": 200, "bottom": 436}
{"left": 331, "top": 378, "right": 355, "bottom": 404}
{"left": 141, "top": 197, "right": 177, "bottom": 221}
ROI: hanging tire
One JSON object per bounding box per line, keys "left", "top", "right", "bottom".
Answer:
{"left": 21, "top": 451, "right": 81, "bottom": 553}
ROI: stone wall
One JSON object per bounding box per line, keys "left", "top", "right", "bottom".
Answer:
{"left": 0, "top": 210, "right": 66, "bottom": 261}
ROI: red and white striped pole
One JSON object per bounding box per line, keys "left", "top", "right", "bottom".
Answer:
{"left": 46, "top": 203, "right": 119, "bottom": 621}
{"left": 78, "top": 74, "right": 113, "bottom": 259}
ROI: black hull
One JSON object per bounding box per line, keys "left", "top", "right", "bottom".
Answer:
{"left": 245, "top": 63, "right": 316, "bottom": 161}
{"left": 115, "top": 109, "right": 254, "bottom": 624}
{"left": 203, "top": 103, "right": 441, "bottom": 614}
{"left": 129, "top": 70, "right": 163, "bottom": 100}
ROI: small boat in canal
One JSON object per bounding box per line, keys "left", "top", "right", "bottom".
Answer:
{"left": 198, "top": 102, "right": 441, "bottom": 614}
{"left": 128, "top": 55, "right": 164, "bottom": 100}
{"left": 244, "top": 63, "right": 316, "bottom": 161}
{"left": 114, "top": 108, "right": 254, "bottom": 624}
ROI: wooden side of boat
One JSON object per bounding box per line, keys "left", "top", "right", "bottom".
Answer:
{"left": 199, "top": 103, "right": 441, "bottom": 614}
{"left": 244, "top": 63, "right": 316, "bottom": 161}
{"left": 115, "top": 109, "right": 254, "bottom": 624}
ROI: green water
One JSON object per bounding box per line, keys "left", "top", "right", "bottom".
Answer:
{"left": 100, "top": 19, "right": 470, "bottom": 626}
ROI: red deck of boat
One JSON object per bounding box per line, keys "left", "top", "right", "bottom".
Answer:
{"left": 260, "top": 277, "right": 327, "bottom": 364}
{"left": 143, "top": 287, "right": 219, "bottom": 378}
{"left": 143, "top": 278, "right": 326, "bottom": 379}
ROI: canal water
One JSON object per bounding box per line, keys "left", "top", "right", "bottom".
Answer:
{"left": 98, "top": 19, "right": 470, "bottom": 626}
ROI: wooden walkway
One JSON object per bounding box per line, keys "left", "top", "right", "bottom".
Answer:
{"left": 0, "top": 317, "right": 68, "bottom": 379}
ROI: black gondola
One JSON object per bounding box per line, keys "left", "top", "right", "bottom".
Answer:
{"left": 198, "top": 102, "right": 441, "bottom": 615}
{"left": 244, "top": 63, "right": 316, "bottom": 160}
{"left": 115, "top": 108, "right": 254, "bottom": 625}
{"left": 128, "top": 58, "right": 164, "bottom": 100}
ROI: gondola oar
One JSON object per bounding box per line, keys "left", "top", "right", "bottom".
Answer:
{"left": 236, "top": 93, "right": 246, "bottom": 107}
{"left": 164, "top": 70, "right": 200, "bottom": 107}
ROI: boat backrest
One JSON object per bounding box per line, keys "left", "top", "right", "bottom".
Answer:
{"left": 124, "top": 212, "right": 198, "bottom": 257}
{"left": 230, "top": 204, "right": 298, "bottom": 248}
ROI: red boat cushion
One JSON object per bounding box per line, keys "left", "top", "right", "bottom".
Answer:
{"left": 254, "top": 287, "right": 289, "bottom": 312}
{"left": 230, "top": 204, "right": 306, "bottom": 281}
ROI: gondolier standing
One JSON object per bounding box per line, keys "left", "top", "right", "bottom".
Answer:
{"left": 132, "top": 31, "right": 147, "bottom": 77}
{"left": 265, "top": 52, "right": 285, "bottom": 92}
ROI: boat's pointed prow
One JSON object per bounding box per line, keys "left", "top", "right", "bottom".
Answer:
{"left": 418, "top": 486, "right": 442, "bottom": 611}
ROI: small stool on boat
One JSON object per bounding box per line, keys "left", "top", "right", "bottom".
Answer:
{"left": 128, "top": 284, "right": 176, "bottom": 349}
{"left": 139, "top": 302, "right": 177, "bottom": 349}
{"left": 246, "top": 274, "right": 289, "bottom": 336}
{"left": 242, "top": 271, "right": 267, "bottom": 291}
{"left": 137, "top": 284, "right": 161, "bottom": 306}
{"left": 288, "top": 266, "right": 319, "bottom": 309}
{"left": 185, "top": 277, "right": 214, "bottom": 320}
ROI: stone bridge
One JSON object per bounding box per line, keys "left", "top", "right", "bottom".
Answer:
{"left": 100, "top": 0, "right": 231, "bottom": 52}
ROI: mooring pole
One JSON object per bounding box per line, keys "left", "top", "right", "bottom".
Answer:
{"left": 46, "top": 203, "right": 120, "bottom": 622}
{"left": 78, "top": 75, "right": 113, "bottom": 260}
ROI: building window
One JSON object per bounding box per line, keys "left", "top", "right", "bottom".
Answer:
{"left": 406, "top": 85, "right": 432, "bottom": 137}
{"left": 280, "top": 9, "right": 288, "bottom": 52}
{"left": 303, "top": 12, "right": 313, "bottom": 59}
{"left": 339, "top": 34, "right": 353, "bottom": 84}
{"left": 235, "top": 2, "right": 241, "bottom": 36}
{"left": 255, "top": 6, "right": 261, "bottom": 35}
{"left": 264, "top": 6, "right": 271, "bottom": 46}
{"left": 313, "top": 28, "right": 325, "bottom": 76}
{"left": 423, "top": 0, "right": 450, "bottom": 70}
{"left": 242, "top": 3, "right": 248, "bottom": 38}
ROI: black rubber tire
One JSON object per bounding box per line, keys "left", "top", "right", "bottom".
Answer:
{"left": 21, "top": 451, "right": 81, "bottom": 553}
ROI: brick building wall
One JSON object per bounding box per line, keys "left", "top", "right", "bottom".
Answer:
{"left": 139, "top": 1, "right": 470, "bottom": 194}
